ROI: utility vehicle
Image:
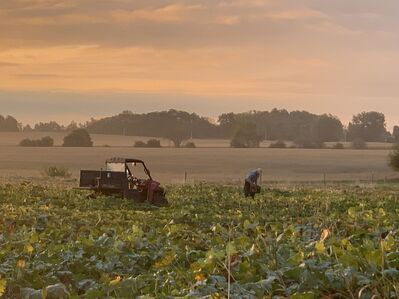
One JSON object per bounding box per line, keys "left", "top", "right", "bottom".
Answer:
{"left": 79, "top": 157, "right": 168, "bottom": 205}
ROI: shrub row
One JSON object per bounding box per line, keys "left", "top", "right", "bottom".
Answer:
{"left": 19, "top": 136, "right": 54, "bottom": 147}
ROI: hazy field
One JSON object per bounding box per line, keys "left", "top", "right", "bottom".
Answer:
{"left": 0, "top": 132, "right": 393, "bottom": 149}
{"left": 0, "top": 146, "right": 396, "bottom": 184}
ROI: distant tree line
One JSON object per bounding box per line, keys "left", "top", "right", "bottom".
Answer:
{"left": 1, "top": 109, "right": 398, "bottom": 144}
{"left": 22, "top": 121, "right": 80, "bottom": 132}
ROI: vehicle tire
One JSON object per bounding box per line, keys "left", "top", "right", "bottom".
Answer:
{"left": 152, "top": 191, "right": 168, "bottom": 206}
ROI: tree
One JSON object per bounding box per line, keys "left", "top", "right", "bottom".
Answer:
{"left": 347, "top": 112, "right": 387, "bottom": 142}
{"left": 333, "top": 143, "right": 344, "bottom": 149}
{"left": 393, "top": 126, "right": 399, "bottom": 142}
{"left": 23, "top": 124, "right": 33, "bottom": 132}
{"left": 34, "top": 121, "right": 62, "bottom": 132}
{"left": 146, "top": 139, "right": 162, "bottom": 148}
{"left": 294, "top": 137, "right": 325, "bottom": 149}
{"left": 230, "top": 123, "right": 261, "bottom": 148}
{"left": 40, "top": 136, "right": 54, "bottom": 147}
{"left": 269, "top": 140, "right": 286, "bottom": 148}
{"left": 63, "top": 129, "right": 93, "bottom": 147}
{"left": 166, "top": 126, "right": 190, "bottom": 148}
{"left": 66, "top": 121, "right": 79, "bottom": 131}
{"left": 0, "top": 115, "right": 19, "bottom": 132}
{"left": 184, "top": 142, "right": 196, "bottom": 148}
{"left": 352, "top": 138, "right": 367, "bottom": 149}
{"left": 389, "top": 144, "right": 399, "bottom": 171}
{"left": 311, "top": 114, "right": 344, "bottom": 142}
{"left": 134, "top": 141, "right": 146, "bottom": 148}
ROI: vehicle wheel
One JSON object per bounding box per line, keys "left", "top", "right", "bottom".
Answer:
{"left": 152, "top": 192, "right": 168, "bottom": 206}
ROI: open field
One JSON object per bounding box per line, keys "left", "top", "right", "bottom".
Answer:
{"left": 0, "top": 132, "right": 394, "bottom": 149}
{"left": 0, "top": 146, "right": 397, "bottom": 184}
{"left": 1, "top": 184, "right": 398, "bottom": 298}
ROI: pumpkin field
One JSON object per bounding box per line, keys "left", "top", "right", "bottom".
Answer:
{"left": 1, "top": 183, "right": 399, "bottom": 298}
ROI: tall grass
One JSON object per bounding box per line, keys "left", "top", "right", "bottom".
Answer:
{"left": 43, "top": 166, "right": 71, "bottom": 178}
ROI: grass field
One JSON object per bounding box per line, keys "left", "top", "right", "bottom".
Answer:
{"left": 0, "top": 146, "right": 397, "bottom": 184}
{"left": 1, "top": 183, "right": 398, "bottom": 298}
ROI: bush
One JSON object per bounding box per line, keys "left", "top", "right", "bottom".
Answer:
{"left": 19, "top": 136, "right": 54, "bottom": 147}
{"left": 230, "top": 123, "right": 261, "bottom": 148}
{"left": 43, "top": 166, "right": 71, "bottom": 178}
{"left": 146, "top": 139, "right": 162, "bottom": 148}
{"left": 63, "top": 129, "right": 93, "bottom": 147}
{"left": 389, "top": 144, "right": 399, "bottom": 171}
{"left": 294, "top": 138, "right": 325, "bottom": 149}
{"left": 333, "top": 142, "right": 344, "bottom": 149}
{"left": 230, "top": 138, "right": 247, "bottom": 148}
{"left": 134, "top": 141, "right": 146, "bottom": 148}
{"left": 40, "top": 136, "right": 54, "bottom": 147}
{"left": 269, "top": 140, "right": 286, "bottom": 148}
{"left": 352, "top": 138, "right": 367, "bottom": 149}
{"left": 19, "top": 139, "right": 34, "bottom": 147}
{"left": 184, "top": 142, "right": 196, "bottom": 148}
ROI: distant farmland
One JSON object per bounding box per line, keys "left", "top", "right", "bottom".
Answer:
{"left": 0, "top": 132, "right": 394, "bottom": 149}
{"left": 0, "top": 145, "right": 396, "bottom": 184}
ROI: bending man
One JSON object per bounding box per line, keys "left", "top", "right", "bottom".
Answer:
{"left": 244, "top": 168, "right": 262, "bottom": 199}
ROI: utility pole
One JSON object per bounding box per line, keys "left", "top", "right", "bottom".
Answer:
{"left": 190, "top": 118, "right": 193, "bottom": 140}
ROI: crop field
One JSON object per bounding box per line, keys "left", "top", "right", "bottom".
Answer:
{"left": 0, "top": 183, "right": 399, "bottom": 298}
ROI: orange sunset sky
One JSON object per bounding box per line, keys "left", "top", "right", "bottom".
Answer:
{"left": 0, "top": 0, "right": 398, "bottom": 127}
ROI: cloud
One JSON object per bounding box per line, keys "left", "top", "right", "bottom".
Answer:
{"left": 0, "top": 0, "right": 399, "bottom": 124}
{"left": 214, "top": 15, "right": 241, "bottom": 25}
{"left": 0, "top": 62, "right": 19, "bottom": 67}
{"left": 16, "top": 73, "right": 63, "bottom": 78}
{"left": 265, "top": 9, "right": 328, "bottom": 21}
{"left": 218, "top": 0, "right": 272, "bottom": 8}
{"left": 111, "top": 4, "right": 204, "bottom": 24}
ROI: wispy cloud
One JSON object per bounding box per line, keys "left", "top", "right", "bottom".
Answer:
{"left": 0, "top": 62, "right": 19, "bottom": 67}
{"left": 111, "top": 4, "right": 204, "bottom": 24}
{"left": 265, "top": 9, "right": 328, "bottom": 21}
{"left": 0, "top": 0, "right": 398, "bottom": 123}
{"left": 16, "top": 73, "right": 63, "bottom": 78}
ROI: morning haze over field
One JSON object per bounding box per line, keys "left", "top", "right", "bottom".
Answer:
{"left": 0, "top": 0, "right": 399, "bottom": 127}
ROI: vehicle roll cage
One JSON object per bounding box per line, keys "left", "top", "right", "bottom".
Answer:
{"left": 105, "top": 157, "right": 152, "bottom": 180}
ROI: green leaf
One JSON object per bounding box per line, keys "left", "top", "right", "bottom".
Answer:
{"left": 0, "top": 278, "right": 6, "bottom": 297}
{"left": 383, "top": 268, "right": 399, "bottom": 279}
{"left": 226, "top": 242, "right": 237, "bottom": 256}
{"left": 30, "top": 232, "right": 40, "bottom": 243}
{"left": 292, "top": 291, "right": 316, "bottom": 299}
{"left": 348, "top": 207, "right": 357, "bottom": 218}
{"left": 315, "top": 241, "right": 325, "bottom": 253}
{"left": 365, "top": 250, "right": 382, "bottom": 267}
{"left": 288, "top": 251, "right": 304, "bottom": 266}
{"left": 45, "top": 283, "right": 70, "bottom": 299}
{"left": 20, "top": 288, "right": 42, "bottom": 299}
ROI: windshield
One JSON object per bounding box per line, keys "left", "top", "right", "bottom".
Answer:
{"left": 126, "top": 162, "right": 149, "bottom": 178}
{"left": 106, "top": 162, "right": 125, "bottom": 172}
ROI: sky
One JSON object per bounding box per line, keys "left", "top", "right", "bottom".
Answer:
{"left": 0, "top": 0, "right": 398, "bottom": 128}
